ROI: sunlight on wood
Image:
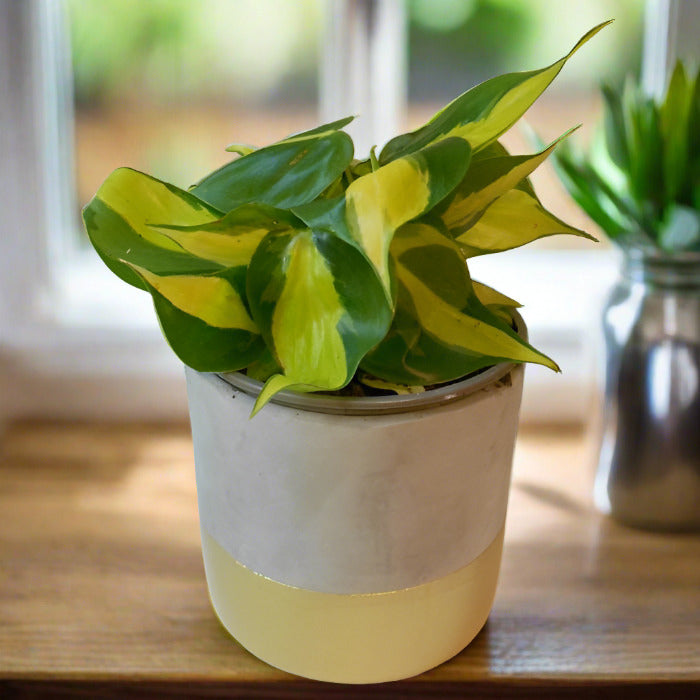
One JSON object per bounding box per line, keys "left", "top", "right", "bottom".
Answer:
{"left": 0, "top": 421, "right": 698, "bottom": 693}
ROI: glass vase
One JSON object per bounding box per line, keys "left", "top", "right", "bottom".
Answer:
{"left": 594, "top": 250, "right": 700, "bottom": 531}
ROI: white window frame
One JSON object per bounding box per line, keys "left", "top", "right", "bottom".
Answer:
{"left": 0, "top": 0, "right": 695, "bottom": 425}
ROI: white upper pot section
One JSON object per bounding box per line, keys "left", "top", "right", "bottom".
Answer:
{"left": 187, "top": 351, "right": 525, "bottom": 594}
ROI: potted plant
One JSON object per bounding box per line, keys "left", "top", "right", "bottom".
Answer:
{"left": 82, "top": 22, "right": 608, "bottom": 683}
{"left": 551, "top": 60, "right": 700, "bottom": 532}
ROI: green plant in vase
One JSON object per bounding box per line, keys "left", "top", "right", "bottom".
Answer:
{"left": 551, "top": 59, "right": 700, "bottom": 531}
{"left": 553, "top": 59, "right": 699, "bottom": 252}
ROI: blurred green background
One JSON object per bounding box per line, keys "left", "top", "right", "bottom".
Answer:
{"left": 67, "top": 0, "right": 643, "bottom": 248}
{"left": 68, "top": 0, "right": 642, "bottom": 106}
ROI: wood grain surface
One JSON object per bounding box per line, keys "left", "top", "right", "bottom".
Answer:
{"left": 0, "top": 421, "right": 698, "bottom": 698}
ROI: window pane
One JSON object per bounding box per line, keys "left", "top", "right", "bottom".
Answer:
{"left": 406, "top": 0, "right": 645, "bottom": 249}
{"left": 68, "top": 0, "right": 321, "bottom": 237}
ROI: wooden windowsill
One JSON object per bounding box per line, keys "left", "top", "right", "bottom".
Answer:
{"left": 1, "top": 422, "right": 698, "bottom": 698}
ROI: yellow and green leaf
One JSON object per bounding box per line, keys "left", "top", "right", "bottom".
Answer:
{"left": 225, "top": 143, "right": 256, "bottom": 156}
{"left": 127, "top": 265, "right": 264, "bottom": 371}
{"left": 455, "top": 187, "right": 595, "bottom": 257}
{"left": 127, "top": 265, "right": 258, "bottom": 333}
{"left": 83, "top": 168, "right": 225, "bottom": 288}
{"left": 358, "top": 374, "right": 426, "bottom": 395}
{"left": 437, "top": 129, "right": 579, "bottom": 237}
{"left": 473, "top": 280, "right": 521, "bottom": 323}
{"left": 379, "top": 21, "right": 611, "bottom": 163}
{"left": 360, "top": 222, "right": 558, "bottom": 385}
{"left": 150, "top": 203, "right": 301, "bottom": 268}
{"left": 472, "top": 280, "right": 521, "bottom": 309}
{"left": 294, "top": 137, "right": 472, "bottom": 299}
{"left": 246, "top": 227, "right": 393, "bottom": 413}
{"left": 83, "top": 168, "right": 271, "bottom": 371}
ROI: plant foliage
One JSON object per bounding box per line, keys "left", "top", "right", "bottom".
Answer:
{"left": 552, "top": 60, "right": 700, "bottom": 253}
{"left": 83, "top": 23, "right": 608, "bottom": 414}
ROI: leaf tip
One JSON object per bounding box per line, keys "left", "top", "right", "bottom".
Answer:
{"left": 249, "top": 397, "right": 266, "bottom": 419}
{"left": 548, "top": 358, "right": 562, "bottom": 373}
{"left": 565, "top": 19, "right": 614, "bottom": 62}
{"left": 369, "top": 145, "right": 379, "bottom": 171}
{"left": 250, "top": 373, "right": 297, "bottom": 418}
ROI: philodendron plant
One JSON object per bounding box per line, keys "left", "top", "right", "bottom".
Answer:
{"left": 83, "top": 22, "right": 608, "bottom": 415}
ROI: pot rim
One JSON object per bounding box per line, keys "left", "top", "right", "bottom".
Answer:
{"left": 217, "top": 310, "right": 526, "bottom": 416}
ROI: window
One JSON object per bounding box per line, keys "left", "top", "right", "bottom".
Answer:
{"left": 0, "top": 0, "right": 696, "bottom": 424}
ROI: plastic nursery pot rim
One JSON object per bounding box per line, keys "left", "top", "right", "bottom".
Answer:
{"left": 217, "top": 310, "right": 526, "bottom": 416}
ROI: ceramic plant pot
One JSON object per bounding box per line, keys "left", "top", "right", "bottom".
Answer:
{"left": 185, "top": 316, "right": 527, "bottom": 684}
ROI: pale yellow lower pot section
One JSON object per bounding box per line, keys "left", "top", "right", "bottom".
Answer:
{"left": 200, "top": 527, "right": 504, "bottom": 684}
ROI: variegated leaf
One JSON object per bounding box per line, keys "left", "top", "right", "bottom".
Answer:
{"left": 126, "top": 264, "right": 264, "bottom": 371}
{"left": 379, "top": 21, "right": 610, "bottom": 163}
{"left": 456, "top": 187, "right": 595, "bottom": 257}
{"left": 358, "top": 374, "right": 425, "bottom": 395}
{"left": 191, "top": 117, "right": 355, "bottom": 212}
{"left": 83, "top": 167, "right": 225, "bottom": 288}
{"left": 472, "top": 280, "right": 521, "bottom": 309}
{"left": 437, "top": 128, "right": 578, "bottom": 237}
{"left": 83, "top": 168, "right": 268, "bottom": 371}
{"left": 246, "top": 227, "right": 392, "bottom": 414}
{"left": 473, "top": 280, "right": 521, "bottom": 324}
{"left": 471, "top": 139, "right": 541, "bottom": 200}
{"left": 360, "top": 222, "right": 558, "bottom": 385}
{"left": 294, "top": 137, "right": 472, "bottom": 299}
{"left": 150, "top": 203, "right": 301, "bottom": 268}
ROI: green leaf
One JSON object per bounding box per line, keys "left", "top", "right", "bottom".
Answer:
{"left": 243, "top": 347, "right": 281, "bottom": 383}
{"left": 294, "top": 115, "right": 356, "bottom": 137}
{"left": 690, "top": 65, "right": 700, "bottom": 165}
{"left": 455, "top": 187, "right": 596, "bottom": 257}
{"left": 438, "top": 129, "right": 578, "bottom": 238}
{"left": 82, "top": 167, "right": 225, "bottom": 289}
{"left": 601, "top": 83, "right": 630, "bottom": 172}
{"left": 659, "top": 204, "right": 700, "bottom": 252}
{"left": 660, "top": 61, "right": 693, "bottom": 204}
{"left": 622, "top": 80, "right": 664, "bottom": 212}
{"left": 379, "top": 21, "right": 611, "bottom": 163}
{"left": 551, "top": 141, "right": 631, "bottom": 239}
{"left": 369, "top": 145, "right": 379, "bottom": 171}
{"left": 246, "top": 227, "right": 393, "bottom": 414}
{"left": 470, "top": 139, "right": 511, "bottom": 161}
{"left": 361, "top": 222, "right": 558, "bottom": 385}
{"left": 191, "top": 118, "right": 355, "bottom": 212}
